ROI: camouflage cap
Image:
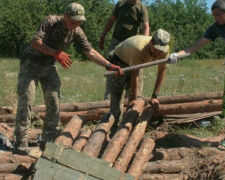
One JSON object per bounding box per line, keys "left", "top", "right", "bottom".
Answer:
{"left": 153, "top": 29, "right": 170, "bottom": 53}
{"left": 65, "top": 3, "right": 86, "bottom": 22}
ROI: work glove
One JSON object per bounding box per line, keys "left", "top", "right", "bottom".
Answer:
{"left": 106, "top": 63, "right": 123, "bottom": 76}
{"left": 168, "top": 53, "right": 178, "bottom": 64}
{"left": 54, "top": 50, "right": 72, "bottom": 69}
{"left": 99, "top": 37, "right": 105, "bottom": 50}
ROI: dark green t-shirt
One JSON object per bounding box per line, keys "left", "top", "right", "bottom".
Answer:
{"left": 112, "top": 0, "right": 149, "bottom": 41}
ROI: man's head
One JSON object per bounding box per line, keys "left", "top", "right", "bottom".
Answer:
{"left": 150, "top": 29, "right": 170, "bottom": 57}
{"left": 63, "top": 3, "right": 86, "bottom": 30}
{"left": 212, "top": 0, "right": 225, "bottom": 25}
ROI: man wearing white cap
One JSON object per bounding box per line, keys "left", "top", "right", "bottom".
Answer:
{"left": 14, "top": 2, "right": 123, "bottom": 154}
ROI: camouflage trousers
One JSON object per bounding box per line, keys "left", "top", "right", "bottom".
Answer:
{"left": 104, "top": 38, "right": 143, "bottom": 100}
{"left": 107, "top": 59, "right": 143, "bottom": 124}
{"left": 14, "top": 62, "right": 61, "bottom": 143}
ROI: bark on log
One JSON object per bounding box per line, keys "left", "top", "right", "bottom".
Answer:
{"left": 0, "top": 163, "right": 32, "bottom": 173}
{"left": 54, "top": 115, "right": 84, "bottom": 147}
{"left": 82, "top": 114, "right": 115, "bottom": 157}
{"left": 39, "top": 108, "right": 111, "bottom": 123}
{"left": 151, "top": 147, "right": 197, "bottom": 161}
{"left": 0, "top": 153, "right": 36, "bottom": 163}
{"left": 1, "top": 99, "right": 222, "bottom": 123}
{"left": 144, "top": 158, "right": 190, "bottom": 174}
{"left": 101, "top": 98, "right": 145, "bottom": 164}
{"left": 0, "top": 107, "right": 14, "bottom": 115}
{"left": 114, "top": 105, "right": 154, "bottom": 172}
{"left": 0, "top": 173, "right": 30, "bottom": 180}
{"left": 127, "top": 138, "right": 155, "bottom": 180}
{"left": 72, "top": 128, "right": 93, "bottom": 152}
{"left": 149, "top": 131, "right": 225, "bottom": 148}
{"left": 155, "top": 99, "right": 222, "bottom": 116}
{"left": 31, "top": 91, "right": 223, "bottom": 113}
{"left": 139, "top": 173, "right": 188, "bottom": 180}
{"left": 32, "top": 101, "right": 111, "bottom": 113}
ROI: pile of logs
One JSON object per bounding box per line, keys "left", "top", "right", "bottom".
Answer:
{"left": 0, "top": 91, "right": 225, "bottom": 180}
{"left": 0, "top": 91, "right": 223, "bottom": 124}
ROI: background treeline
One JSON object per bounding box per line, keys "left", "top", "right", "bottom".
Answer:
{"left": 0, "top": 0, "right": 223, "bottom": 60}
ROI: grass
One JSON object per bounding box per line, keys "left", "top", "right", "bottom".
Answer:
{"left": 1, "top": 57, "right": 225, "bottom": 137}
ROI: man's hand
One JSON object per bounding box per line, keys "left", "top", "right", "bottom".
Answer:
{"left": 99, "top": 37, "right": 105, "bottom": 50}
{"left": 168, "top": 53, "right": 178, "bottom": 64}
{"left": 106, "top": 63, "right": 123, "bottom": 76}
{"left": 54, "top": 51, "right": 72, "bottom": 69}
{"left": 150, "top": 97, "right": 160, "bottom": 109}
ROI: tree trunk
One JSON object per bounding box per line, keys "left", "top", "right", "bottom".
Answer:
{"left": 54, "top": 115, "right": 84, "bottom": 147}
{"left": 30, "top": 91, "right": 223, "bottom": 113}
{"left": 114, "top": 105, "right": 154, "bottom": 172}
{"left": 72, "top": 128, "right": 93, "bottom": 152}
{"left": 101, "top": 98, "right": 145, "bottom": 164}
{"left": 0, "top": 173, "right": 31, "bottom": 180}
{"left": 144, "top": 158, "right": 190, "bottom": 174}
{"left": 82, "top": 114, "right": 115, "bottom": 157}
{"left": 0, "top": 153, "right": 36, "bottom": 163}
{"left": 155, "top": 99, "right": 222, "bottom": 116}
{"left": 0, "top": 163, "right": 32, "bottom": 173}
{"left": 127, "top": 138, "right": 155, "bottom": 180}
{"left": 139, "top": 173, "right": 188, "bottom": 180}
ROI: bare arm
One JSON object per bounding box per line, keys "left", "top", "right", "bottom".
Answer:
{"left": 84, "top": 48, "right": 111, "bottom": 68}
{"left": 142, "top": 22, "right": 150, "bottom": 36}
{"left": 31, "top": 38, "right": 56, "bottom": 56}
{"left": 177, "top": 37, "right": 211, "bottom": 56}
{"left": 150, "top": 65, "right": 166, "bottom": 108}
{"left": 100, "top": 15, "right": 116, "bottom": 38}
{"left": 152, "top": 65, "right": 166, "bottom": 95}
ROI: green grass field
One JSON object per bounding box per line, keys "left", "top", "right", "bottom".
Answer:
{"left": 1, "top": 57, "right": 225, "bottom": 138}
{"left": 1, "top": 58, "right": 224, "bottom": 107}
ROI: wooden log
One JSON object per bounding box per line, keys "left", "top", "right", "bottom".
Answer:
{"left": 72, "top": 128, "right": 93, "bottom": 152}
{"left": 155, "top": 99, "right": 222, "bottom": 116}
{"left": 0, "top": 153, "right": 36, "bottom": 163}
{"left": 1, "top": 99, "right": 222, "bottom": 123}
{"left": 0, "top": 173, "right": 30, "bottom": 180}
{"left": 30, "top": 91, "right": 223, "bottom": 113}
{"left": 151, "top": 147, "right": 197, "bottom": 161}
{"left": 82, "top": 114, "right": 115, "bottom": 157}
{"left": 0, "top": 107, "right": 14, "bottom": 115}
{"left": 101, "top": 98, "right": 145, "bottom": 164}
{"left": 127, "top": 138, "right": 155, "bottom": 180}
{"left": 139, "top": 173, "right": 188, "bottom": 180}
{"left": 144, "top": 158, "right": 190, "bottom": 174}
{"left": 54, "top": 115, "right": 84, "bottom": 147}
{"left": 114, "top": 105, "right": 154, "bottom": 172}
{"left": 39, "top": 108, "right": 111, "bottom": 123}
{"left": 0, "top": 163, "right": 32, "bottom": 173}
{"left": 32, "top": 101, "right": 110, "bottom": 113}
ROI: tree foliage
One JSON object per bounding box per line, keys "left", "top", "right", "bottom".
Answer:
{"left": 0, "top": 0, "right": 223, "bottom": 59}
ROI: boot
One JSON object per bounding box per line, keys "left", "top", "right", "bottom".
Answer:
{"left": 15, "top": 141, "right": 31, "bottom": 155}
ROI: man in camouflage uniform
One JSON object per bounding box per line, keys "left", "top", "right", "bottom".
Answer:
{"left": 99, "top": 0, "right": 150, "bottom": 100}
{"left": 14, "top": 2, "right": 122, "bottom": 154}
{"left": 108, "top": 29, "right": 170, "bottom": 125}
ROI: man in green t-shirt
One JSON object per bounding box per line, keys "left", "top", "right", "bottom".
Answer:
{"left": 108, "top": 29, "right": 170, "bottom": 126}
{"left": 99, "top": 0, "right": 150, "bottom": 100}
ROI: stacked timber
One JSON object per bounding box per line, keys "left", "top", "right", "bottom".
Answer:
{"left": 1, "top": 92, "right": 225, "bottom": 179}
{"left": 0, "top": 91, "right": 223, "bottom": 123}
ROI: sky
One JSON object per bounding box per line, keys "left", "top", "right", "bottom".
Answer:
{"left": 114, "top": 0, "right": 214, "bottom": 13}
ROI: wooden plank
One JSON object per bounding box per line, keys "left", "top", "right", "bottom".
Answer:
{"left": 33, "top": 158, "right": 98, "bottom": 180}
{"left": 42, "top": 143, "right": 135, "bottom": 180}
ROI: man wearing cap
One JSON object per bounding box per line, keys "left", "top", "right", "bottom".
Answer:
{"left": 108, "top": 29, "right": 170, "bottom": 126}
{"left": 99, "top": 0, "right": 150, "bottom": 101}
{"left": 14, "top": 2, "right": 123, "bottom": 154}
